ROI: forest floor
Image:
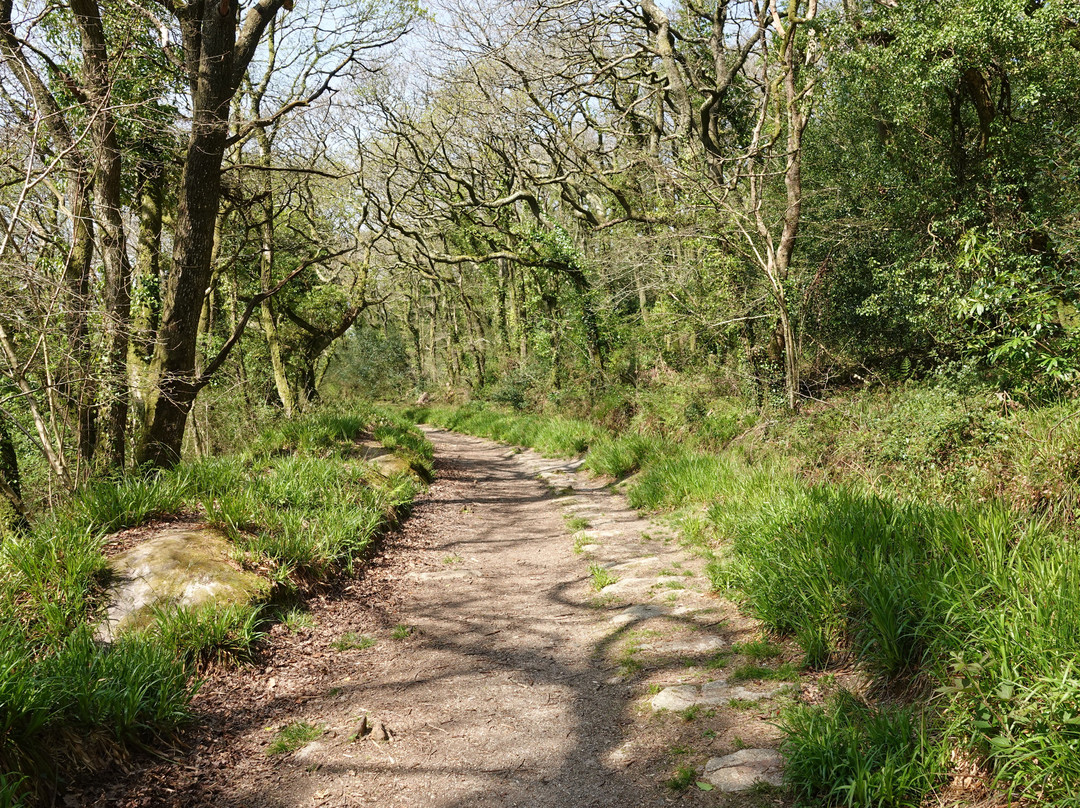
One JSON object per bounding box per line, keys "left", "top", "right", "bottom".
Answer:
{"left": 70, "top": 429, "right": 804, "bottom": 808}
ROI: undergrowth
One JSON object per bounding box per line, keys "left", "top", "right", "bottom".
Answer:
{"left": 0, "top": 404, "right": 429, "bottom": 805}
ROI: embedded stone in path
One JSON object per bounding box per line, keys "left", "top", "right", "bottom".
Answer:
{"left": 700, "top": 679, "right": 793, "bottom": 703}
{"left": 606, "top": 556, "right": 662, "bottom": 572}
{"left": 640, "top": 634, "right": 727, "bottom": 656}
{"left": 703, "top": 748, "right": 784, "bottom": 792}
{"left": 649, "top": 679, "right": 794, "bottom": 711}
{"left": 610, "top": 603, "right": 665, "bottom": 625}
{"left": 98, "top": 529, "right": 270, "bottom": 643}
{"left": 600, "top": 577, "right": 656, "bottom": 598}
{"left": 408, "top": 569, "right": 478, "bottom": 582}
{"left": 650, "top": 685, "right": 700, "bottom": 712}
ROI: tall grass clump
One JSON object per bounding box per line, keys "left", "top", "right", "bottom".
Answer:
{"left": 780, "top": 691, "right": 943, "bottom": 808}
{"left": 627, "top": 449, "right": 735, "bottom": 511}
{"left": 584, "top": 432, "right": 673, "bottom": 478}
{"left": 720, "top": 480, "right": 1080, "bottom": 802}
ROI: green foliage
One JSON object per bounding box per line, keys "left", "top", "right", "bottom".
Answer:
{"left": 331, "top": 632, "right": 376, "bottom": 651}
{"left": 780, "top": 691, "right": 943, "bottom": 807}
{"left": 584, "top": 432, "right": 673, "bottom": 478}
{"left": 322, "top": 326, "right": 415, "bottom": 401}
{"left": 565, "top": 515, "right": 591, "bottom": 531}
{"left": 0, "top": 625, "right": 194, "bottom": 791}
{"left": 627, "top": 451, "right": 734, "bottom": 511}
{"left": 727, "top": 662, "right": 800, "bottom": 684}
{"left": 407, "top": 403, "right": 603, "bottom": 457}
{"left": 588, "top": 563, "right": 617, "bottom": 591}
{"left": 0, "top": 405, "right": 429, "bottom": 798}
{"left": 266, "top": 722, "right": 324, "bottom": 755}
{"left": 720, "top": 478, "right": 1080, "bottom": 800}
{"left": 665, "top": 765, "right": 698, "bottom": 791}
{"left": 148, "top": 603, "right": 266, "bottom": 669}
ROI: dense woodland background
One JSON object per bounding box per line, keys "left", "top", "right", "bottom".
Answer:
{"left": 2, "top": 1, "right": 1080, "bottom": 804}
{"left": 2, "top": 0, "right": 1078, "bottom": 521}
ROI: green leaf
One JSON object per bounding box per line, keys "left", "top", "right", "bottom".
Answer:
{"left": 696, "top": 782, "right": 714, "bottom": 791}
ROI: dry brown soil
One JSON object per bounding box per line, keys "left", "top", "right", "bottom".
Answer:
{"left": 70, "top": 428, "right": 798, "bottom": 808}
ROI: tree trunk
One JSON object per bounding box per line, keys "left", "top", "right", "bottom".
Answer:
{"left": 0, "top": 415, "right": 28, "bottom": 534}
{"left": 140, "top": 0, "right": 271, "bottom": 468}
{"left": 129, "top": 157, "right": 165, "bottom": 443}
{"left": 252, "top": 118, "right": 296, "bottom": 417}
{"left": 72, "top": 0, "right": 133, "bottom": 474}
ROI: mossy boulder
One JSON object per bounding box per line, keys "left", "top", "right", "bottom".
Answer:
{"left": 97, "top": 529, "right": 270, "bottom": 642}
{"left": 356, "top": 440, "right": 426, "bottom": 480}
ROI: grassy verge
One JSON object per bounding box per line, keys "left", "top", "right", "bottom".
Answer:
{"left": 403, "top": 390, "right": 1080, "bottom": 805}
{"left": 403, "top": 403, "right": 603, "bottom": 457}
{"left": 0, "top": 404, "right": 429, "bottom": 806}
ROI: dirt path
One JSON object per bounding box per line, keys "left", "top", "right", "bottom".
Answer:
{"left": 74, "top": 429, "right": 796, "bottom": 808}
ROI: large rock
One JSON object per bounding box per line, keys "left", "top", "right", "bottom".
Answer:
{"left": 97, "top": 529, "right": 270, "bottom": 642}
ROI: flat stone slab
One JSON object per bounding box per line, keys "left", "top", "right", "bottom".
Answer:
{"left": 650, "top": 679, "right": 793, "bottom": 711}
{"left": 640, "top": 634, "right": 727, "bottom": 656}
{"left": 600, "top": 577, "right": 656, "bottom": 598}
{"left": 606, "top": 556, "right": 662, "bottom": 572}
{"left": 650, "top": 685, "right": 700, "bottom": 711}
{"left": 703, "top": 748, "right": 784, "bottom": 791}
{"left": 610, "top": 604, "right": 665, "bottom": 625}
{"left": 701, "top": 679, "right": 792, "bottom": 703}
{"left": 98, "top": 529, "right": 270, "bottom": 642}
{"left": 576, "top": 528, "right": 630, "bottom": 540}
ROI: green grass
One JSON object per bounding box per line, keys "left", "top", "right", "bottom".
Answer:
{"left": 718, "top": 478, "right": 1080, "bottom": 801}
{"left": 565, "top": 515, "right": 591, "bottom": 531}
{"left": 390, "top": 624, "right": 412, "bottom": 640}
{"left": 331, "top": 632, "right": 376, "bottom": 652}
{"left": 780, "top": 691, "right": 943, "bottom": 808}
{"left": 266, "top": 721, "right": 325, "bottom": 755}
{"left": 588, "top": 563, "right": 618, "bottom": 591}
{"left": 281, "top": 608, "right": 315, "bottom": 633}
{"left": 404, "top": 403, "right": 602, "bottom": 457}
{"left": 572, "top": 534, "right": 595, "bottom": 554}
{"left": 728, "top": 662, "right": 800, "bottom": 684}
{"left": 584, "top": 432, "right": 672, "bottom": 478}
{"left": 149, "top": 603, "right": 266, "bottom": 670}
{"left": 732, "top": 639, "right": 783, "bottom": 662}
{"left": 0, "top": 404, "right": 430, "bottom": 801}
{"left": 665, "top": 764, "right": 697, "bottom": 791}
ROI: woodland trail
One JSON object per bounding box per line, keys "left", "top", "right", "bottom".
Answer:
{"left": 74, "top": 429, "right": 794, "bottom": 808}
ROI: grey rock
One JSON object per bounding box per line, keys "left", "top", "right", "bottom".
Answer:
{"left": 641, "top": 635, "right": 727, "bottom": 656}
{"left": 703, "top": 748, "right": 784, "bottom": 792}
{"left": 650, "top": 685, "right": 700, "bottom": 712}
{"left": 293, "top": 741, "right": 327, "bottom": 762}
{"left": 600, "top": 577, "right": 656, "bottom": 597}
{"left": 700, "top": 679, "right": 792, "bottom": 704}
{"left": 610, "top": 604, "right": 665, "bottom": 625}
